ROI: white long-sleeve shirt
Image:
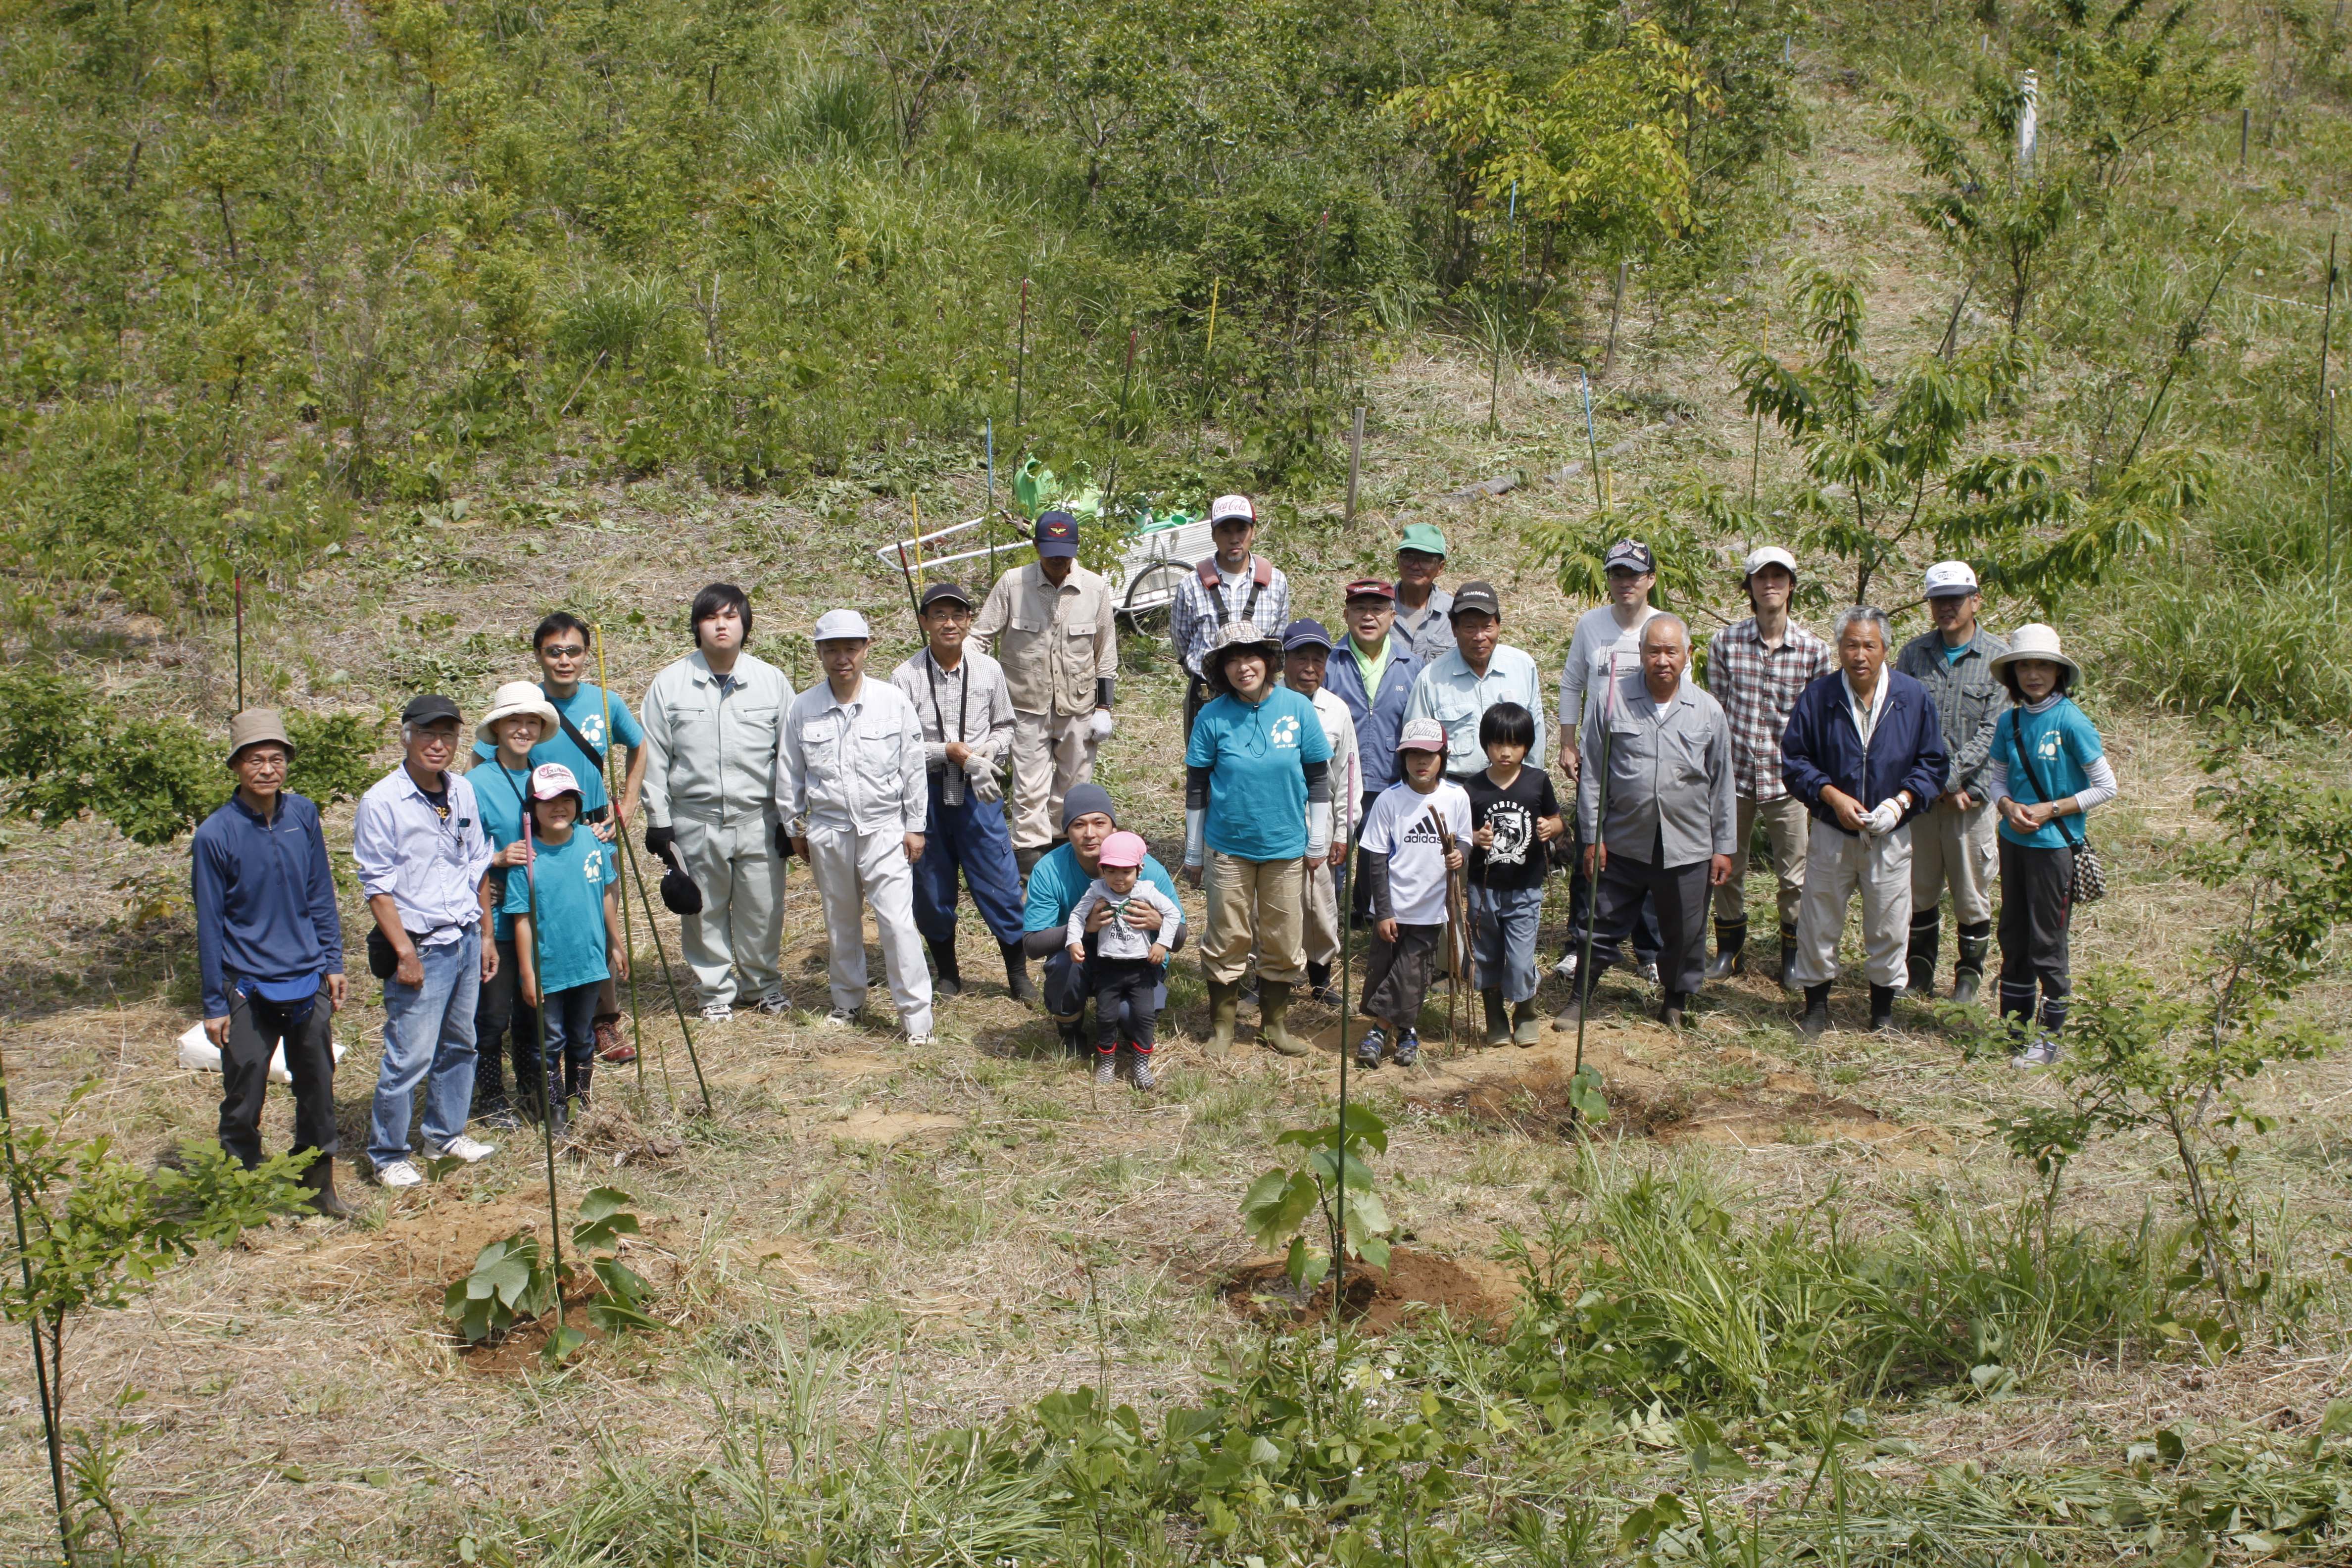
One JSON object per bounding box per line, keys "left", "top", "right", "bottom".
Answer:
{"left": 776, "top": 677, "right": 929, "bottom": 836}
{"left": 1307, "top": 686, "right": 1363, "bottom": 847}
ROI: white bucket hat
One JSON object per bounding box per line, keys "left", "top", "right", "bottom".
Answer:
{"left": 477, "top": 681, "right": 560, "bottom": 746}
{"left": 1987, "top": 623, "right": 2078, "bottom": 678}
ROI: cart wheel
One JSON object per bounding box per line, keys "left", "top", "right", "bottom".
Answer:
{"left": 1120, "top": 560, "right": 1188, "bottom": 639}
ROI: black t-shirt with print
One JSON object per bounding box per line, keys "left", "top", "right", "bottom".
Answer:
{"left": 1463, "top": 766, "right": 1558, "bottom": 890}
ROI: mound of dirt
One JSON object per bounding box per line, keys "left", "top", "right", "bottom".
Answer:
{"left": 1221, "top": 1247, "right": 1516, "bottom": 1333}
{"left": 1405, "top": 1024, "right": 1948, "bottom": 1156}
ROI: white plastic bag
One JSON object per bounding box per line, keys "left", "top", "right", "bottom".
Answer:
{"left": 175, "top": 1021, "right": 346, "bottom": 1084}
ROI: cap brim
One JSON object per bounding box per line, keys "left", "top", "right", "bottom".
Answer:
{"left": 1034, "top": 541, "right": 1078, "bottom": 558}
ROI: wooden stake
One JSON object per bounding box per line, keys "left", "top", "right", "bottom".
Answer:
{"left": 233, "top": 571, "right": 245, "bottom": 713}
{"left": 1345, "top": 406, "right": 1365, "bottom": 524}
{"left": 1013, "top": 278, "right": 1030, "bottom": 430}
{"left": 0, "top": 1035, "right": 71, "bottom": 1567}
{"left": 594, "top": 628, "right": 644, "bottom": 1091}
{"left": 2319, "top": 232, "right": 2338, "bottom": 453}
{"left": 1604, "top": 262, "right": 1628, "bottom": 376}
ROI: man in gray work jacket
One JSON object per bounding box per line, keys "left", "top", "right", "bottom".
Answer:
{"left": 639, "top": 583, "right": 795, "bottom": 1021}
{"left": 1893, "top": 561, "right": 2009, "bottom": 1006}
{"left": 1561, "top": 615, "right": 1735, "bottom": 1032}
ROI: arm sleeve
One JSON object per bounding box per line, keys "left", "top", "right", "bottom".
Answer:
{"left": 1170, "top": 587, "right": 1200, "bottom": 678}
{"left": 194, "top": 833, "right": 231, "bottom": 1018}
{"left": 352, "top": 796, "right": 399, "bottom": 899}
{"left": 306, "top": 807, "right": 344, "bottom": 974}
{"left": 775, "top": 705, "right": 805, "bottom": 828}
{"left": 1524, "top": 657, "right": 1549, "bottom": 763}
{"left": 1576, "top": 710, "right": 1603, "bottom": 841}
{"left": 1185, "top": 764, "right": 1211, "bottom": 810}
{"left": 971, "top": 575, "right": 1010, "bottom": 646}
{"left": 1095, "top": 677, "right": 1115, "bottom": 710}
{"left": 1402, "top": 670, "right": 1435, "bottom": 729}
{"left": 1362, "top": 851, "right": 1394, "bottom": 920}
{"left": 1988, "top": 760, "right": 2011, "bottom": 806}
{"left": 609, "top": 695, "right": 645, "bottom": 750}
{"left": 461, "top": 781, "right": 495, "bottom": 885}
{"left": 1899, "top": 703, "right": 1949, "bottom": 822}
{"left": 1952, "top": 681, "right": 2009, "bottom": 790}
{"left": 639, "top": 677, "right": 674, "bottom": 827}
{"left": 1151, "top": 884, "right": 1187, "bottom": 945}
{"left": 2074, "top": 754, "right": 2118, "bottom": 814}
{"left": 1779, "top": 692, "right": 1828, "bottom": 808}
{"left": 901, "top": 701, "right": 930, "bottom": 833}
{"left": 1094, "top": 584, "right": 1119, "bottom": 679}
{"left": 1065, "top": 890, "right": 1097, "bottom": 949}
{"left": 1303, "top": 759, "right": 1331, "bottom": 802}
{"left": 1709, "top": 711, "right": 1738, "bottom": 856}
{"left": 981, "top": 673, "right": 1016, "bottom": 766}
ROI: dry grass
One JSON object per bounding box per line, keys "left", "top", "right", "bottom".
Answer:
{"left": 4, "top": 85, "right": 2352, "bottom": 1568}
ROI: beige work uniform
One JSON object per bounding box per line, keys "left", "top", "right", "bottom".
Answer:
{"left": 973, "top": 562, "right": 1119, "bottom": 852}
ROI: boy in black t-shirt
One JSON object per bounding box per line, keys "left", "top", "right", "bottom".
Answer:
{"left": 1464, "top": 702, "right": 1563, "bottom": 1046}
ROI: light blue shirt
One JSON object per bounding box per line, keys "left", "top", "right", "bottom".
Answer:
{"left": 352, "top": 766, "right": 494, "bottom": 943}
{"left": 1402, "top": 643, "right": 1549, "bottom": 775}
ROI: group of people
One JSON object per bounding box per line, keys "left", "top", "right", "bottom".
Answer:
{"left": 187, "top": 494, "right": 2113, "bottom": 1203}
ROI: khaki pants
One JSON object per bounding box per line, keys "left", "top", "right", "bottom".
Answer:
{"left": 1712, "top": 794, "right": 1812, "bottom": 931}
{"left": 1204, "top": 851, "right": 1307, "bottom": 985}
{"left": 1008, "top": 710, "right": 1098, "bottom": 852}
{"left": 805, "top": 821, "right": 932, "bottom": 1037}
{"left": 673, "top": 815, "right": 784, "bottom": 1010}
{"left": 1302, "top": 860, "right": 1341, "bottom": 967}
{"left": 1909, "top": 797, "right": 1997, "bottom": 928}
{"left": 1790, "top": 819, "right": 1913, "bottom": 989}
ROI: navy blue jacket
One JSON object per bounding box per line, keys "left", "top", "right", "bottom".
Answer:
{"left": 1323, "top": 638, "right": 1421, "bottom": 794}
{"left": 191, "top": 790, "right": 344, "bottom": 1019}
{"left": 1780, "top": 670, "right": 1949, "bottom": 836}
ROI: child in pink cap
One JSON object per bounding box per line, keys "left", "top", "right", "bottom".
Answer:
{"left": 1066, "top": 831, "right": 1186, "bottom": 1089}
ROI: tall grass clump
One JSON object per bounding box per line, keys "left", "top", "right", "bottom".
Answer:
{"left": 2099, "top": 566, "right": 2352, "bottom": 728}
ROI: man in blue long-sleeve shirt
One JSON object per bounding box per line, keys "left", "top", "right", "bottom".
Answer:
{"left": 191, "top": 710, "right": 349, "bottom": 1215}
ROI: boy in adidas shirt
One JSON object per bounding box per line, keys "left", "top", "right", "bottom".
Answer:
{"left": 1354, "top": 719, "right": 1470, "bottom": 1069}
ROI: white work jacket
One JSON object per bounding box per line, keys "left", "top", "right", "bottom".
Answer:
{"left": 776, "top": 677, "right": 928, "bottom": 836}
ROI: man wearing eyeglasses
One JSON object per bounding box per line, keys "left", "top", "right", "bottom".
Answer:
{"left": 473, "top": 611, "right": 645, "bottom": 1064}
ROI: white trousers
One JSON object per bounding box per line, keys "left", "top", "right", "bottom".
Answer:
{"left": 1008, "top": 710, "right": 1098, "bottom": 851}
{"left": 674, "top": 816, "right": 784, "bottom": 1009}
{"left": 1303, "top": 860, "right": 1341, "bottom": 968}
{"left": 1909, "top": 798, "right": 1998, "bottom": 928}
{"left": 806, "top": 821, "right": 933, "bottom": 1036}
{"left": 1790, "top": 818, "right": 1913, "bottom": 989}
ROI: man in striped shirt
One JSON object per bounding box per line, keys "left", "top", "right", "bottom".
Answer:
{"left": 1169, "top": 494, "right": 1290, "bottom": 742}
{"left": 1701, "top": 547, "right": 1834, "bottom": 989}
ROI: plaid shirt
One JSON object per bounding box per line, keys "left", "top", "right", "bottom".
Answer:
{"left": 1704, "top": 617, "right": 1834, "bottom": 802}
{"left": 1169, "top": 556, "right": 1291, "bottom": 678}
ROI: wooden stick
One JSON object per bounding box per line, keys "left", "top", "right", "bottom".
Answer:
{"left": 594, "top": 628, "right": 644, "bottom": 1091}
{"left": 1345, "top": 406, "right": 1365, "bottom": 523}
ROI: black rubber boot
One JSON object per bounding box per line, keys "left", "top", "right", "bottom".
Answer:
{"left": 1953, "top": 923, "right": 1991, "bottom": 1007}
{"left": 1705, "top": 919, "right": 1747, "bottom": 981}
{"left": 569, "top": 1058, "right": 595, "bottom": 1115}
{"left": 1481, "top": 989, "right": 1510, "bottom": 1046}
{"left": 1869, "top": 983, "right": 1897, "bottom": 1033}
{"left": 1798, "top": 981, "right": 1832, "bottom": 1037}
{"left": 302, "top": 1155, "right": 353, "bottom": 1219}
{"left": 1657, "top": 990, "right": 1687, "bottom": 1030}
{"left": 929, "top": 936, "right": 963, "bottom": 998}
{"left": 1777, "top": 924, "right": 1801, "bottom": 991}
{"left": 1905, "top": 912, "right": 1940, "bottom": 997}
{"left": 1000, "top": 940, "right": 1035, "bottom": 1003}
{"left": 1306, "top": 961, "right": 1335, "bottom": 1005}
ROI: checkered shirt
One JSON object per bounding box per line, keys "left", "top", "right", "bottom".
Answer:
{"left": 1168, "top": 556, "right": 1291, "bottom": 678}
{"left": 1705, "top": 617, "right": 1834, "bottom": 802}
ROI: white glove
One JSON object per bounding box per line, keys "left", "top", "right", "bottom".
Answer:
{"left": 1088, "top": 709, "right": 1115, "bottom": 742}
{"left": 964, "top": 754, "right": 1002, "bottom": 803}
{"left": 1863, "top": 799, "right": 1903, "bottom": 836}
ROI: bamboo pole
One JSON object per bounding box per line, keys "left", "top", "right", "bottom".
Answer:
{"left": 1344, "top": 406, "right": 1365, "bottom": 524}
{"left": 619, "top": 833, "right": 713, "bottom": 1114}
{"left": 520, "top": 810, "right": 570, "bottom": 1343}
{"left": 594, "top": 630, "right": 644, "bottom": 1092}
{"left": 0, "top": 1037, "right": 72, "bottom": 1566}
{"left": 1013, "top": 278, "right": 1030, "bottom": 431}
{"left": 1580, "top": 367, "right": 1605, "bottom": 509}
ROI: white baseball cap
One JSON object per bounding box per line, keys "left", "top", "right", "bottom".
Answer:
{"left": 529, "top": 762, "right": 584, "bottom": 801}
{"left": 1923, "top": 560, "right": 1980, "bottom": 597}
{"left": 1742, "top": 545, "right": 1797, "bottom": 579}
{"left": 1208, "top": 493, "right": 1257, "bottom": 526}
{"left": 813, "top": 608, "right": 872, "bottom": 642}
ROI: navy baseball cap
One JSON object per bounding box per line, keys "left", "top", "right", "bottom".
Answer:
{"left": 1282, "top": 618, "right": 1335, "bottom": 652}
{"left": 1033, "top": 510, "right": 1080, "bottom": 559}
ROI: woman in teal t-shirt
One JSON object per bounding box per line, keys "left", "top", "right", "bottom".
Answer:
{"left": 1182, "top": 622, "right": 1335, "bottom": 1059}
{"left": 1985, "top": 625, "right": 2117, "bottom": 1068}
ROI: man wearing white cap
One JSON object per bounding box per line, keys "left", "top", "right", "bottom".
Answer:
{"left": 1895, "top": 561, "right": 2009, "bottom": 1006}
{"left": 639, "top": 583, "right": 796, "bottom": 1021}
{"left": 1702, "top": 546, "right": 1834, "bottom": 989}
{"left": 778, "top": 609, "right": 934, "bottom": 1042}
{"left": 1168, "top": 494, "right": 1291, "bottom": 743}
{"left": 973, "top": 511, "right": 1119, "bottom": 875}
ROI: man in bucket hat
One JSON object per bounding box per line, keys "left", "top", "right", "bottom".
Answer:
{"left": 1701, "top": 546, "right": 1835, "bottom": 989}
{"left": 192, "top": 710, "right": 350, "bottom": 1215}
{"left": 974, "top": 510, "right": 1120, "bottom": 876}
{"left": 353, "top": 694, "right": 500, "bottom": 1189}
{"left": 1895, "top": 561, "right": 2009, "bottom": 1006}
{"left": 1167, "top": 494, "right": 1291, "bottom": 744}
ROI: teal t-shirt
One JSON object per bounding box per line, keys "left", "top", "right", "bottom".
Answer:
{"left": 1988, "top": 697, "right": 2104, "bottom": 850}
{"left": 500, "top": 827, "right": 619, "bottom": 994}
{"left": 1023, "top": 843, "right": 1180, "bottom": 934}
{"left": 472, "top": 759, "right": 536, "bottom": 941}
{"left": 470, "top": 683, "right": 642, "bottom": 815}
{"left": 1184, "top": 686, "right": 1334, "bottom": 861}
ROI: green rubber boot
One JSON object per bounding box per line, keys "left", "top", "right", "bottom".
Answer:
{"left": 1481, "top": 988, "right": 1510, "bottom": 1046}
{"left": 1203, "top": 979, "right": 1240, "bottom": 1058}
{"left": 1511, "top": 998, "right": 1542, "bottom": 1047}
{"left": 1259, "top": 981, "right": 1309, "bottom": 1057}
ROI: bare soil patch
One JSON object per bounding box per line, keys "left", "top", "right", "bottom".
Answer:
{"left": 829, "top": 1108, "right": 967, "bottom": 1144}
{"left": 1220, "top": 1247, "right": 1517, "bottom": 1333}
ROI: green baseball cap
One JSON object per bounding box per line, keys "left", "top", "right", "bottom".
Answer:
{"left": 1397, "top": 522, "right": 1448, "bottom": 558}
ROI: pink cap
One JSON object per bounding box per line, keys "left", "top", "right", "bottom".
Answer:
{"left": 1098, "top": 831, "right": 1147, "bottom": 869}
{"left": 529, "top": 762, "right": 583, "bottom": 801}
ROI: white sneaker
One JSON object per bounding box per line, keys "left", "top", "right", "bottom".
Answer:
{"left": 425, "top": 1135, "right": 497, "bottom": 1164}
{"left": 756, "top": 995, "right": 791, "bottom": 1016}
{"left": 906, "top": 1030, "right": 935, "bottom": 1046}
{"left": 700, "top": 1002, "right": 733, "bottom": 1022}
{"left": 826, "top": 1007, "right": 860, "bottom": 1027}
{"left": 375, "top": 1159, "right": 424, "bottom": 1189}
{"left": 1552, "top": 952, "right": 1580, "bottom": 980}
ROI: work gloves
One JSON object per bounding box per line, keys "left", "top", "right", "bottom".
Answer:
{"left": 644, "top": 824, "right": 677, "bottom": 858}
{"left": 1088, "top": 709, "right": 1116, "bottom": 742}
{"left": 1862, "top": 799, "right": 1903, "bottom": 837}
